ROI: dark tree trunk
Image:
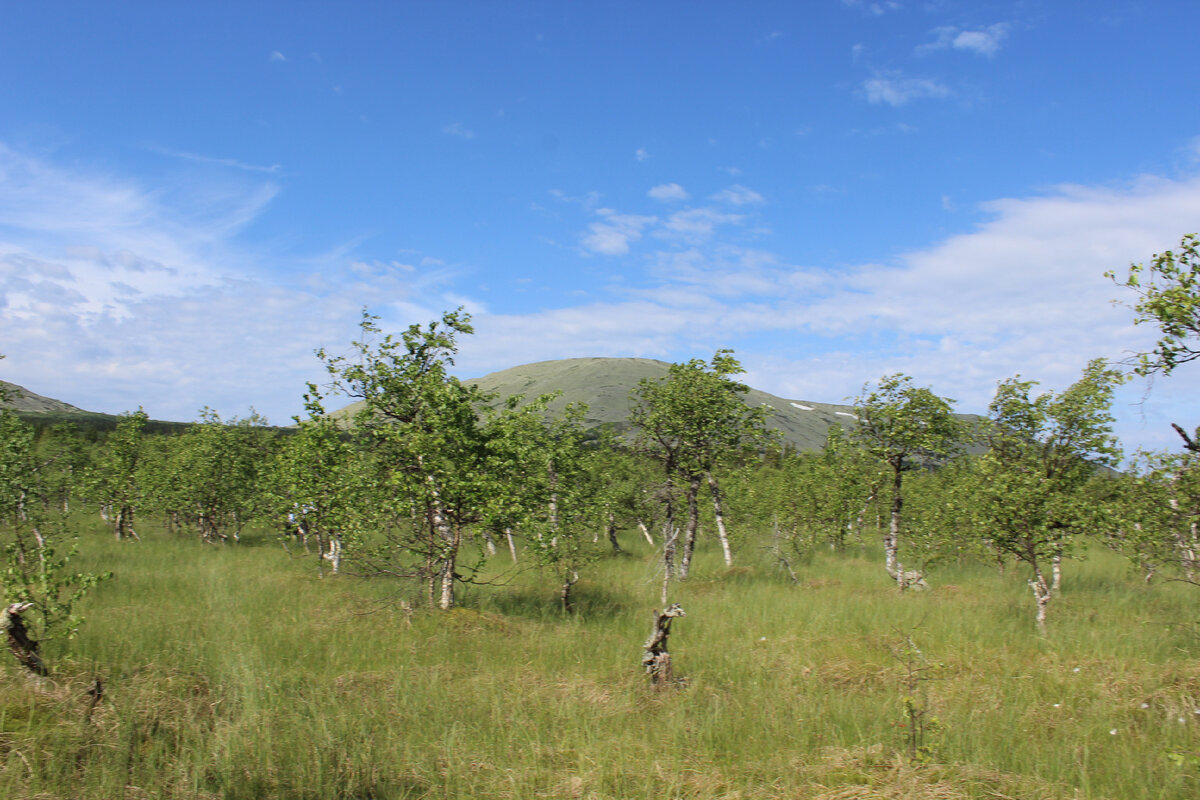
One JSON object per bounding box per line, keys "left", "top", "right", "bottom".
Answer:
{"left": 2, "top": 603, "right": 48, "bottom": 676}
{"left": 642, "top": 603, "right": 686, "bottom": 687}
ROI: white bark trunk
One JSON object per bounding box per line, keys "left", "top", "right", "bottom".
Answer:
{"left": 886, "top": 466, "right": 904, "bottom": 590}
{"left": 678, "top": 476, "right": 701, "bottom": 580}
{"left": 638, "top": 520, "right": 654, "bottom": 545}
{"left": 324, "top": 537, "right": 342, "bottom": 575}
{"left": 706, "top": 473, "right": 733, "bottom": 568}
{"left": 1030, "top": 569, "right": 1052, "bottom": 634}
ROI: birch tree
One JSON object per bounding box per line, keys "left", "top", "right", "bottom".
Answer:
{"left": 87, "top": 408, "right": 148, "bottom": 540}
{"left": 1108, "top": 233, "right": 1200, "bottom": 449}
{"left": 972, "top": 359, "right": 1125, "bottom": 631}
{"left": 850, "top": 375, "right": 962, "bottom": 590}
{"left": 165, "top": 409, "right": 275, "bottom": 543}
{"left": 269, "top": 388, "right": 370, "bottom": 574}
{"left": 319, "top": 309, "right": 508, "bottom": 610}
{"left": 631, "top": 351, "right": 768, "bottom": 600}
{"left": 1111, "top": 449, "right": 1200, "bottom": 583}
{"left": 0, "top": 407, "right": 108, "bottom": 674}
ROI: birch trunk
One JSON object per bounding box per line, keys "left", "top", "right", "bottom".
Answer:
{"left": 706, "top": 472, "right": 733, "bottom": 567}
{"left": 678, "top": 475, "right": 701, "bottom": 580}
{"left": 560, "top": 569, "right": 579, "bottom": 614}
{"left": 439, "top": 555, "right": 456, "bottom": 610}
{"left": 885, "top": 463, "right": 905, "bottom": 589}
{"left": 606, "top": 511, "right": 622, "bottom": 554}
{"left": 423, "top": 471, "right": 459, "bottom": 610}
{"left": 1029, "top": 568, "right": 1052, "bottom": 634}
{"left": 506, "top": 528, "right": 518, "bottom": 563}
{"left": 661, "top": 496, "right": 677, "bottom": 605}
{"left": 1050, "top": 547, "right": 1063, "bottom": 595}
{"left": 324, "top": 536, "right": 342, "bottom": 574}
{"left": 638, "top": 520, "right": 654, "bottom": 545}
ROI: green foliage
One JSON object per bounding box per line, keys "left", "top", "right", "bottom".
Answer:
{"left": 319, "top": 308, "right": 543, "bottom": 608}
{"left": 1111, "top": 448, "right": 1200, "bottom": 582}
{"left": 890, "top": 629, "right": 945, "bottom": 764}
{"left": 851, "top": 374, "right": 962, "bottom": 588}
{"left": 972, "top": 359, "right": 1126, "bottom": 628}
{"left": 0, "top": 409, "right": 108, "bottom": 654}
{"left": 268, "top": 388, "right": 373, "bottom": 572}
{"left": 851, "top": 374, "right": 963, "bottom": 471}
{"left": 86, "top": 408, "right": 148, "bottom": 539}
{"left": 630, "top": 350, "right": 770, "bottom": 478}
{"left": 631, "top": 350, "right": 772, "bottom": 588}
{"left": 145, "top": 408, "right": 277, "bottom": 543}
{"left": 1107, "top": 233, "right": 1200, "bottom": 377}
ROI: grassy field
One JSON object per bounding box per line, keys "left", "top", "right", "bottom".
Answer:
{"left": 2, "top": 522, "right": 1199, "bottom": 799}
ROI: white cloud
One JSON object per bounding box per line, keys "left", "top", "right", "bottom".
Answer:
{"left": 862, "top": 73, "right": 951, "bottom": 106}
{"left": 5, "top": 142, "right": 1200, "bottom": 453}
{"left": 648, "top": 183, "right": 689, "bottom": 202}
{"left": 841, "top": 0, "right": 902, "bottom": 15}
{"left": 580, "top": 211, "right": 657, "bottom": 255}
{"left": 442, "top": 122, "right": 475, "bottom": 139}
{"left": 920, "top": 24, "right": 1010, "bottom": 58}
{"left": 0, "top": 144, "right": 468, "bottom": 424}
{"left": 658, "top": 208, "right": 745, "bottom": 244}
{"left": 149, "top": 146, "right": 282, "bottom": 174}
{"left": 635, "top": 147, "right": 650, "bottom": 162}
{"left": 711, "top": 184, "right": 765, "bottom": 206}
{"left": 269, "top": 51, "right": 286, "bottom": 62}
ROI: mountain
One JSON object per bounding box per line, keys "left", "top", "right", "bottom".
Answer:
{"left": 0, "top": 381, "right": 194, "bottom": 435}
{"left": 472, "top": 357, "right": 863, "bottom": 451}
{"left": 334, "top": 357, "right": 860, "bottom": 452}
{"left": 0, "top": 380, "right": 87, "bottom": 414}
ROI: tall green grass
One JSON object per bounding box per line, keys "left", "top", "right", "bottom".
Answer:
{"left": 2, "top": 522, "right": 1199, "bottom": 799}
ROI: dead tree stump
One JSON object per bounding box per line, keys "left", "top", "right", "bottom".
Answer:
{"left": 2, "top": 602, "right": 48, "bottom": 676}
{"left": 642, "top": 603, "right": 686, "bottom": 687}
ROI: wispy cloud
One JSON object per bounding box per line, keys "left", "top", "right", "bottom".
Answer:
{"left": 635, "top": 147, "right": 650, "bottom": 162}
{"left": 711, "top": 184, "right": 765, "bottom": 206}
{"left": 918, "top": 24, "right": 1011, "bottom": 57}
{"left": 269, "top": 50, "right": 286, "bottom": 62}
{"left": 148, "top": 146, "right": 282, "bottom": 174}
{"left": 5, "top": 141, "right": 1199, "bottom": 452}
{"left": 442, "top": 122, "right": 475, "bottom": 139}
{"left": 581, "top": 210, "right": 657, "bottom": 255}
{"left": 512, "top": 170, "right": 1200, "bottom": 451}
{"left": 862, "top": 72, "right": 951, "bottom": 106}
{"left": 0, "top": 143, "right": 463, "bottom": 423}
{"left": 841, "top": 0, "right": 903, "bottom": 16}
{"left": 658, "top": 208, "right": 745, "bottom": 243}
{"left": 648, "top": 183, "right": 689, "bottom": 202}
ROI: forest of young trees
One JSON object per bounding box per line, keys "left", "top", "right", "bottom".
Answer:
{"left": 4, "top": 235, "right": 1200, "bottom": 673}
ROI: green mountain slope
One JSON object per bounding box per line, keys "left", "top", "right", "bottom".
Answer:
{"left": 471, "top": 357, "right": 861, "bottom": 451}
{"left": 333, "top": 357, "right": 860, "bottom": 452}
{"left": 0, "top": 381, "right": 194, "bottom": 435}
{"left": 0, "top": 380, "right": 86, "bottom": 413}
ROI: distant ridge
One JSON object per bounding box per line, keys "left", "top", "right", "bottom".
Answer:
{"left": 334, "top": 357, "right": 860, "bottom": 452}
{"left": 0, "top": 380, "right": 87, "bottom": 414}
{"left": 0, "top": 380, "right": 194, "bottom": 435}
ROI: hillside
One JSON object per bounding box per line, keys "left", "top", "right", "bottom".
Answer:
{"left": 335, "top": 357, "right": 861, "bottom": 452}
{"left": 0, "top": 381, "right": 195, "bottom": 435}
{"left": 0, "top": 379, "right": 87, "bottom": 414}
{"left": 473, "top": 357, "right": 863, "bottom": 451}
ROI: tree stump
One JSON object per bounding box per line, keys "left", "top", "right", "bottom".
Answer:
{"left": 2, "top": 603, "right": 48, "bottom": 676}
{"left": 642, "top": 603, "right": 685, "bottom": 687}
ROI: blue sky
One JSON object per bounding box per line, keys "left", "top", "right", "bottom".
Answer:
{"left": 2, "top": 1, "right": 1200, "bottom": 453}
